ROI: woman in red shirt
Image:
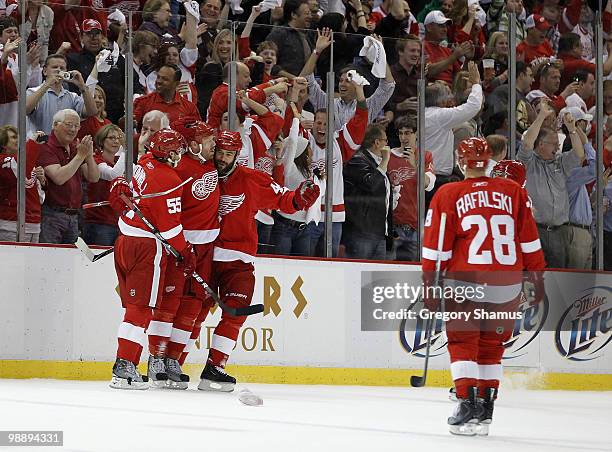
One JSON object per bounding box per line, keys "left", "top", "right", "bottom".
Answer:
{"left": 448, "top": 0, "right": 486, "bottom": 60}
{"left": 78, "top": 85, "right": 111, "bottom": 141}
{"left": 83, "top": 124, "right": 127, "bottom": 246}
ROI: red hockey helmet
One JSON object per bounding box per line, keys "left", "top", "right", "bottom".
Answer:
{"left": 492, "top": 160, "right": 527, "bottom": 188}
{"left": 457, "top": 137, "right": 492, "bottom": 169}
{"left": 147, "top": 128, "right": 188, "bottom": 159}
{"left": 216, "top": 130, "right": 242, "bottom": 152}
{"left": 173, "top": 120, "right": 216, "bottom": 143}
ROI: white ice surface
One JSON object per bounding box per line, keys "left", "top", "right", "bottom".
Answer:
{"left": 0, "top": 379, "right": 610, "bottom": 452}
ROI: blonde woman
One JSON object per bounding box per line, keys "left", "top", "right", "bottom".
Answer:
{"left": 78, "top": 85, "right": 111, "bottom": 141}
{"left": 482, "top": 31, "right": 509, "bottom": 92}
{"left": 195, "top": 28, "right": 247, "bottom": 115}
{"left": 83, "top": 124, "right": 128, "bottom": 246}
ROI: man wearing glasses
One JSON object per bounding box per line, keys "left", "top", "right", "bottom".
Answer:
{"left": 36, "top": 109, "right": 99, "bottom": 244}
{"left": 517, "top": 101, "right": 585, "bottom": 268}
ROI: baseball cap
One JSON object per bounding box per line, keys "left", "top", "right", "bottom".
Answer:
{"left": 560, "top": 106, "right": 593, "bottom": 123}
{"left": 424, "top": 10, "right": 452, "bottom": 26}
{"left": 525, "top": 14, "right": 551, "bottom": 31}
{"left": 82, "top": 19, "right": 103, "bottom": 33}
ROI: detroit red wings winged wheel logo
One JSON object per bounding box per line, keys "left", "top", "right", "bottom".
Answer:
{"left": 218, "top": 193, "right": 246, "bottom": 217}
{"left": 191, "top": 170, "right": 218, "bottom": 200}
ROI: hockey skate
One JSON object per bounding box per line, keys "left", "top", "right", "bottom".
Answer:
{"left": 110, "top": 358, "right": 149, "bottom": 390}
{"left": 197, "top": 361, "right": 236, "bottom": 392}
{"left": 164, "top": 358, "right": 189, "bottom": 390}
{"left": 147, "top": 355, "right": 168, "bottom": 387}
{"left": 448, "top": 387, "right": 484, "bottom": 436}
{"left": 476, "top": 387, "right": 498, "bottom": 436}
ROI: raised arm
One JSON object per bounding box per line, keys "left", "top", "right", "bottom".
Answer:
{"left": 299, "top": 28, "right": 332, "bottom": 77}
{"left": 562, "top": 112, "right": 585, "bottom": 162}
{"left": 522, "top": 101, "right": 554, "bottom": 152}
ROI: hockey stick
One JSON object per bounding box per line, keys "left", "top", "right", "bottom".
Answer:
{"left": 75, "top": 237, "right": 114, "bottom": 262}
{"left": 119, "top": 194, "right": 263, "bottom": 317}
{"left": 410, "top": 212, "right": 447, "bottom": 388}
{"left": 82, "top": 177, "right": 194, "bottom": 209}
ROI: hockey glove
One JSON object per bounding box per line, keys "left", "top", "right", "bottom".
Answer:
{"left": 178, "top": 243, "right": 197, "bottom": 276}
{"left": 108, "top": 177, "right": 132, "bottom": 215}
{"left": 293, "top": 180, "right": 320, "bottom": 210}
{"left": 524, "top": 271, "right": 546, "bottom": 306}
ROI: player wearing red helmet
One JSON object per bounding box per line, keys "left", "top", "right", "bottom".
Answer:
{"left": 107, "top": 128, "right": 195, "bottom": 390}
{"left": 144, "top": 128, "right": 188, "bottom": 168}
{"left": 457, "top": 137, "right": 493, "bottom": 170}
{"left": 491, "top": 160, "right": 527, "bottom": 188}
{"left": 196, "top": 130, "right": 321, "bottom": 392}
{"left": 145, "top": 121, "right": 220, "bottom": 389}
{"left": 423, "top": 137, "right": 545, "bottom": 436}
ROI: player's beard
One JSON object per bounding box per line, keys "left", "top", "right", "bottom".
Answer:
{"left": 215, "top": 155, "right": 237, "bottom": 177}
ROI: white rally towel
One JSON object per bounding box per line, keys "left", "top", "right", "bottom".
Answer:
{"left": 183, "top": 0, "right": 201, "bottom": 21}
{"left": 257, "top": 0, "right": 282, "bottom": 13}
{"left": 108, "top": 8, "right": 127, "bottom": 25}
{"left": 305, "top": 176, "right": 326, "bottom": 225}
{"left": 359, "top": 36, "right": 387, "bottom": 78}
{"left": 346, "top": 69, "right": 370, "bottom": 86}
{"left": 229, "top": 0, "right": 244, "bottom": 15}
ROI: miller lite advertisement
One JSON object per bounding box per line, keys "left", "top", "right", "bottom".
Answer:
{"left": 362, "top": 270, "right": 612, "bottom": 367}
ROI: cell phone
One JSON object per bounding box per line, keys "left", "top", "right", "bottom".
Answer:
{"left": 36, "top": 134, "right": 49, "bottom": 144}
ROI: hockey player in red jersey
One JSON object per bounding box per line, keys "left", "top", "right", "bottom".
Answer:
{"left": 141, "top": 121, "right": 219, "bottom": 389}
{"left": 142, "top": 121, "right": 220, "bottom": 389}
{"left": 422, "top": 137, "right": 546, "bottom": 435}
{"left": 197, "top": 131, "right": 320, "bottom": 391}
{"left": 491, "top": 160, "right": 527, "bottom": 188}
{"left": 108, "top": 129, "right": 196, "bottom": 390}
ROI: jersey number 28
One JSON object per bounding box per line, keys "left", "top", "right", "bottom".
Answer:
{"left": 461, "top": 214, "right": 516, "bottom": 265}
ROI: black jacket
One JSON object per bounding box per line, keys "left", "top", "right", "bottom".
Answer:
{"left": 343, "top": 149, "right": 393, "bottom": 240}
{"left": 67, "top": 50, "right": 141, "bottom": 124}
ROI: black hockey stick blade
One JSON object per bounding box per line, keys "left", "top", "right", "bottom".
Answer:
{"left": 190, "top": 271, "right": 263, "bottom": 316}
{"left": 75, "top": 237, "right": 114, "bottom": 262}
{"left": 410, "top": 374, "right": 426, "bottom": 387}
{"left": 410, "top": 316, "right": 433, "bottom": 387}
{"left": 92, "top": 247, "right": 114, "bottom": 261}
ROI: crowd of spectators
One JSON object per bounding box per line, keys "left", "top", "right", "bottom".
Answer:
{"left": 0, "top": 0, "right": 611, "bottom": 270}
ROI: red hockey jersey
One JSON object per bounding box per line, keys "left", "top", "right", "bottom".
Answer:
{"left": 174, "top": 157, "right": 220, "bottom": 244}
{"left": 0, "top": 140, "right": 44, "bottom": 226}
{"left": 118, "top": 154, "right": 188, "bottom": 253}
{"left": 422, "top": 177, "right": 546, "bottom": 302}
{"left": 213, "top": 165, "right": 298, "bottom": 262}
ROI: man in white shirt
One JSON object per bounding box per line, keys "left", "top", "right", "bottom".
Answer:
{"left": 423, "top": 61, "right": 483, "bottom": 201}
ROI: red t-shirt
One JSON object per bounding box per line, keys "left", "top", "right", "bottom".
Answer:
{"left": 85, "top": 153, "right": 116, "bottom": 226}
{"left": 387, "top": 149, "right": 434, "bottom": 228}
{"left": 78, "top": 116, "right": 112, "bottom": 141}
{"left": 558, "top": 54, "right": 596, "bottom": 89}
{"left": 516, "top": 40, "right": 554, "bottom": 64}
{"left": 424, "top": 41, "right": 462, "bottom": 85}
{"left": 133, "top": 91, "right": 201, "bottom": 127}
{"left": 37, "top": 132, "right": 83, "bottom": 209}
